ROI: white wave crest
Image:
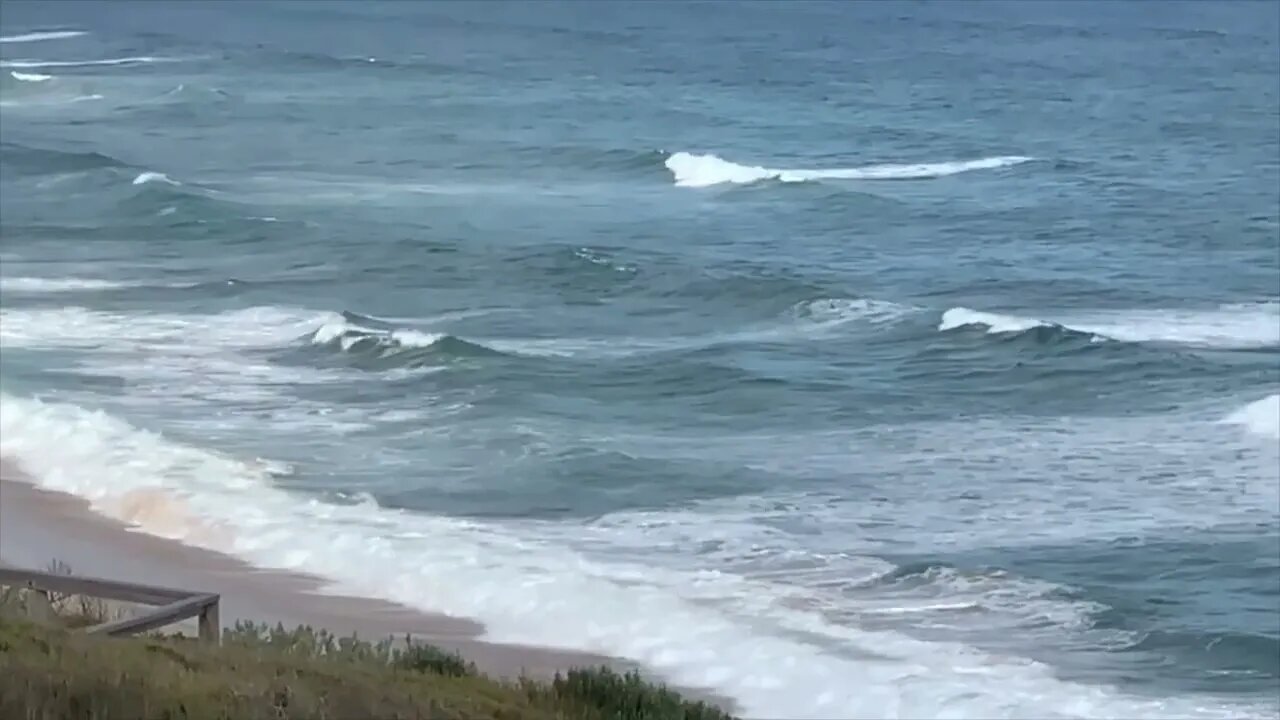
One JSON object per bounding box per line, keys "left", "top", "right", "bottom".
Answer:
{"left": 132, "top": 171, "right": 179, "bottom": 186}
{"left": 1221, "top": 394, "right": 1280, "bottom": 440}
{"left": 665, "top": 152, "right": 1032, "bottom": 188}
{"left": 311, "top": 317, "right": 445, "bottom": 351}
{"left": 1, "top": 56, "right": 182, "bottom": 69}
{"left": 9, "top": 70, "right": 52, "bottom": 82}
{"left": 940, "top": 308, "right": 1047, "bottom": 335}
{"left": 940, "top": 302, "right": 1280, "bottom": 349}
{"left": 0, "top": 30, "right": 86, "bottom": 44}
{"left": 0, "top": 392, "right": 1261, "bottom": 720}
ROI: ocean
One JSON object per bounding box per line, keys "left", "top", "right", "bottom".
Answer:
{"left": 1, "top": 1, "right": 1277, "bottom": 717}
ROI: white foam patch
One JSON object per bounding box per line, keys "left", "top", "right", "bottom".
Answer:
{"left": 0, "top": 305, "right": 332, "bottom": 352}
{"left": 9, "top": 70, "right": 52, "bottom": 82}
{"left": 1221, "top": 394, "right": 1280, "bottom": 440}
{"left": 1, "top": 56, "right": 183, "bottom": 69}
{"left": 665, "top": 152, "right": 1033, "bottom": 188}
{"left": 793, "top": 298, "right": 920, "bottom": 327}
{"left": 0, "top": 276, "right": 130, "bottom": 292}
{"left": 940, "top": 302, "right": 1280, "bottom": 349}
{"left": 0, "top": 30, "right": 86, "bottom": 43}
{"left": 0, "top": 392, "right": 1263, "bottom": 720}
{"left": 0, "top": 305, "right": 349, "bottom": 412}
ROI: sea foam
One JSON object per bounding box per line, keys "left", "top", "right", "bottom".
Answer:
{"left": 0, "top": 392, "right": 1264, "bottom": 720}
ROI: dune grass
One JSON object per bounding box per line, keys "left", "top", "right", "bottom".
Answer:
{"left": 0, "top": 562, "right": 736, "bottom": 720}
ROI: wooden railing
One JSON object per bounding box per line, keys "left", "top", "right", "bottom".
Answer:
{"left": 0, "top": 566, "right": 220, "bottom": 643}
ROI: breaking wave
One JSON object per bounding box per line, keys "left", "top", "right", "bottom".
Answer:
{"left": 1221, "top": 394, "right": 1280, "bottom": 440}
{"left": 132, "top": 171, "right": 180, "bottom": 186}
{"left": 0, "top": 392, "right": 1265, "bottom": 720}
{"left": 307, "top": 313, "right": 504, "bottom": 364}
{"left": 665, "top": 151, "right": 1033, "bottom": 187}
{"left": 939, "top": 303, "right": 1280, "bottom": 350}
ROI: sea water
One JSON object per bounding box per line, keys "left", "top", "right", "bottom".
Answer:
{"left": 1, "top": 2, "right": 1277, "bottom": 717}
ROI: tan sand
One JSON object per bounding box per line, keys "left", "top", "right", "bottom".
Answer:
{"left": 1, "top": 457, "right": 721, "bottom": 700}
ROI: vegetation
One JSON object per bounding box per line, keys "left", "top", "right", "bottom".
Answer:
{"left": 0, "top": 565, "right": 735, "bottom": 720}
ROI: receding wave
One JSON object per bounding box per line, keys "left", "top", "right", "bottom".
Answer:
{"left": 665, "top": 151, "right": 1033, "bottom": 188}
{"left": 0, "top": 30, "right": 87, "bottom": 44}
{"left": 939, "top": 303, "right": 1280, "bottom": 350}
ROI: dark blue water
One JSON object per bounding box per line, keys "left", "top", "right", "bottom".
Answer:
{"left": 2, "top": 2, "right": 1277, "bottom": 717}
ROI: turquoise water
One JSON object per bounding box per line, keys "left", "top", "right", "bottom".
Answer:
{"left": 1, "top": 2, "right": 1277, "bottom": 717}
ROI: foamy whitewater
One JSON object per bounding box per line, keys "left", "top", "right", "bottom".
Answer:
{"left": 2, "top": 2, "right": 1277, "bottom": 718}
{"left": 664, "top": 152, "right": 1034, "bottom": 187}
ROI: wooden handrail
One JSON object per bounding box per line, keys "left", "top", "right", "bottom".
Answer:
{"left": 0, "top": 566, "right": 220, "bottom": 643}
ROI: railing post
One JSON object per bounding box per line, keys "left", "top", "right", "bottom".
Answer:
{"left": 198, "top": 596, "right": 220, "bottom": 645}
{"left": 26, "top": 586, "right": 53, "bottom": 624}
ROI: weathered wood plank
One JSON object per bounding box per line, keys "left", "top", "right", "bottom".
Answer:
{"left": 198, "top": 600, "right": 220, "bottom": 644}
{"left": 87, "top": 594, "right": 220, "bottom": 638}
{"left": 0, "top": 567, "right": 195, "bottom": 604}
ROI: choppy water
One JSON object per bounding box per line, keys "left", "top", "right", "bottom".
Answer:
{"left": 2, "top": 2, "right": 1278, "bottom": 718}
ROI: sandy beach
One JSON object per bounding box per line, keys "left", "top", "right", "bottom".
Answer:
{"left": 0, "top": 458, "right": 630, "bottom": 683}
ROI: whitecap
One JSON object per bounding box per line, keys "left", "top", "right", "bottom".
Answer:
{"left": 0, "top": 30, "right": 87, "bottom": 44}
{"left": 9, "top": 70, "right": 52, "bottom": 82}
{"left": 665, "top": 151, "right": 1032, "bottom": 188}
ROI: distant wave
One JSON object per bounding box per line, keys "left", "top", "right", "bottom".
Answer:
{"left": 1221, "top": 394, "right": 1280, "bottom": 440}
{"left": 665, "top": 151, "right": 1033, "bottom": 188}
{"left": 0, "top": 30, "right": 86, "bottom": 44}
{"left": 940, "top": 302, "right": 1280, "bottom": 350}
{"left": 1, "top": 56, "right": 183, "bottom": 69}
{"left": 9, "top": 71, "right": 52, "bottom": 82}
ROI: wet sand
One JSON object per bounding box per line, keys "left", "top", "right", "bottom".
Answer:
{"left": 0, "top": 457, "right": 730, "bottom": 707}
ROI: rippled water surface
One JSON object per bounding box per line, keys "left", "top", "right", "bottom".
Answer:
{"left": 2, "top": 2, "right": 1278, "bottom": 717}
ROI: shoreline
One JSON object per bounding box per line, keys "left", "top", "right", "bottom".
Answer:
{"left": 0, "top": 459, "right": 732, "bottom": 711}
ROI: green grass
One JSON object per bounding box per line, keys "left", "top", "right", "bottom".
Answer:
{"left": 0, "top": 572, "right": 736, "bottom": 720}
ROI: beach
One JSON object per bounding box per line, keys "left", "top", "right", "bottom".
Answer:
{"left": 0, "top": 458, "right": 624, "bottom": 682}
